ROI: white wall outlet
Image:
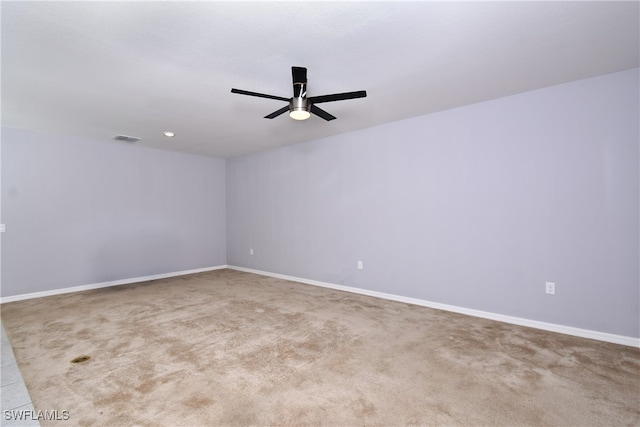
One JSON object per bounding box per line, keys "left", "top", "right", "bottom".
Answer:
{"left": 0, "top": 224, "right": 5, "bottom": 233}
{"left": 250, "top": 248, "right": 254, "bottom": 255}
{"left": 545, "top": 282, "right": 555, "bottom": 295}
{"left": 357, "top": 260, "right": 363, "bottom": 270}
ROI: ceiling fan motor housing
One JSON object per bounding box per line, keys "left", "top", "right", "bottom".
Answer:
{"left": 290, "top": 96, "right": 310, "bottom": 113}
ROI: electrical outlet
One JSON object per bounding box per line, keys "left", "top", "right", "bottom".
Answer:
{"left": 357, "top": 261, "right": 363, "bottom": 270}
{"left": 250, "top": 248, "right": 254, "bottom": 255}
{"left": 0, "top": 224, "right": 5, "bottom": 233}
{"left": 545, "top": 282, "right": 555, "bottom": 295}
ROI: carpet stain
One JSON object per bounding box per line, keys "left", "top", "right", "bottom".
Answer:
{"left": 94, "top": 390, "right": 133, "bottom": 407}
{"left": 182, "top": 395, "right": 214, "bottom": 409}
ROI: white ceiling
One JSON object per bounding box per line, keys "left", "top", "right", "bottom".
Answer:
{"left": 2, "top": 1, "right": 638, "bottom": 159}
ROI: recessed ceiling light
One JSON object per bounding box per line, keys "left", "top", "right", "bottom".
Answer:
{"left": 163, "top": 131, "right": 175, "bottom": 137}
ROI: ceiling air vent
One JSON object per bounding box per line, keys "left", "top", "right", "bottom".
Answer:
{"left": 112, "top": 134, "right": 141, "bottom": 143}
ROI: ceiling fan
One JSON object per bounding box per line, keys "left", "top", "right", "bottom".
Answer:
{"left": 231, "top": 66, "right": 367, "bottom": 121}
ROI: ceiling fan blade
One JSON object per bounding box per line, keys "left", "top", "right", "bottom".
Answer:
{"left": 291, "top": 66, "right": 307, "bottom": 84}
{"left": 264, "top": 105, "right": 290, "bottom": 119}
{"left": 308, "top": 90, "right": 367, "bottom": 104}
{"left": 231, "top": 88, "right": 289, "bottom": 102}
{"left": 310, "top": 105, "right": 336, "bottom": 121}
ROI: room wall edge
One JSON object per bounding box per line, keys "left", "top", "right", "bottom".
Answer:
{"left": 2, "top": 264, "right": 636, "bottom": 348}
{"left": 228, "top": 266, "right": 640, "bottom": 348}
{"left": 0, "top": 265, "right": 228, "bottom": 304}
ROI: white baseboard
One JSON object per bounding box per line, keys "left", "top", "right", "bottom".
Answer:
{"left": 0, "top": 265, "right": 229, "bottom": 304}
{"left": 228, "top": 265, "right": 640, "bottom": 348}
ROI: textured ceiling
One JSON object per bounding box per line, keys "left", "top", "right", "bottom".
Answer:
{"left": 2, "top": 1, "right": 638, "bottom": 158}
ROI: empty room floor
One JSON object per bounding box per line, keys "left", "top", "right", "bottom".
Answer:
{"left": 1, "top": 269, "right": 638, "bottom": 426}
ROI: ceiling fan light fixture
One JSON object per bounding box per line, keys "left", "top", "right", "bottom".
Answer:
{"left": 289, "top": 109, "right": 311, "bottom": 120}
{"left": 289, "top": 97, "right": 311, "bottom": 120}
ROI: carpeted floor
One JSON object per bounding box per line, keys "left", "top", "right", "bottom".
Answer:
{"left": 1, "top": 269, "right": 639, "bottom": 426}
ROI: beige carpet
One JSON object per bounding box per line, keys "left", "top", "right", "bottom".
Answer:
{"left": 1, "top": 269, "right": 638, "bottom": 426}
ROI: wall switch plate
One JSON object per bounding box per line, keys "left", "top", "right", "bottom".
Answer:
{"left": 0, "top": 224, "right": 5, "bottom": 233}
{"left": 545, "top": 282, "right": 555, "bottom": 295}
{"left": 357, "top": 260, "right": 363, "bottom": 270}
{"left": 250, "top": 248, "right": 254, "bottom": 255}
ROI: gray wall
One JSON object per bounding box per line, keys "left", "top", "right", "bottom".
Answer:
{"left": 227, "top": 68, "right": 639, "bottom": 338}
{"left": 1, "top": 128, "right": 226, "bottom": 297}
